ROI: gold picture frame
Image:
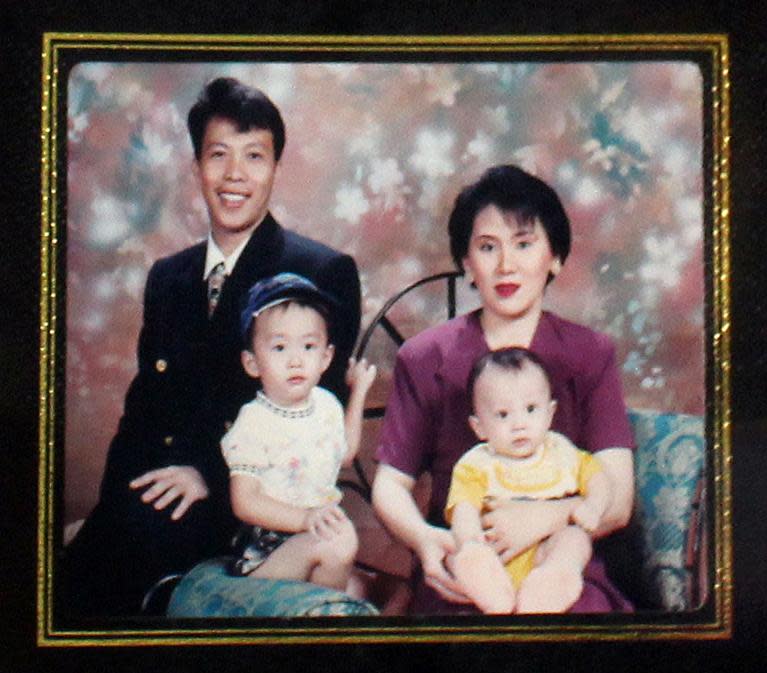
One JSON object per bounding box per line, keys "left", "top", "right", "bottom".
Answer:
{"left": 38, "top": 32, "right": 732, "bottom": 646}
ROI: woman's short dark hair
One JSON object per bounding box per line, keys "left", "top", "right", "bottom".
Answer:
{"left": 187, "top": 77, "right": 286, "bottom": 161}
{"left": 467, "top": 347, "right": 552, "bottom": 413}
{"left": 447, "top": 165, "right": 571, "bottom": 274}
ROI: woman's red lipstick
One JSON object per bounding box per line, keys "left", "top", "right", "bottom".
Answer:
{"left": 495, "top": 283, "right": 520, "bottom": 298}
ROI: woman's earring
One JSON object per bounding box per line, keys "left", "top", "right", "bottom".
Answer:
{"left": 551, "top": 259, "right": 562, "bottom": 276}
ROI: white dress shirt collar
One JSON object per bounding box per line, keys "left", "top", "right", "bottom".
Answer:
{"left": 203, "top": 233, "right": 251, "bottom": 280}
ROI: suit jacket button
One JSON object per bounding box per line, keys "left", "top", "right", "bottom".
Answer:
{"left": 155, "top": 359, "right": 168, "bottom": 373}
{"left": 164, "top": 435, "right": 174, "bottom": 446}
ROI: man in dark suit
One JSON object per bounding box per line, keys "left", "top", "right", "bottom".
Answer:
{"left": 61, "top": 77, "right": 361, "bottom": 618}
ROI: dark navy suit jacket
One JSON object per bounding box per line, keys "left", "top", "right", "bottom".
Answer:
{"left": 63, "top": 213, "right": 361, "bottom": 616}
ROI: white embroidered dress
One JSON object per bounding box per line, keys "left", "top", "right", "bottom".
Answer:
{"left": 221, "top": 387, "right": 347, "bottom": 508}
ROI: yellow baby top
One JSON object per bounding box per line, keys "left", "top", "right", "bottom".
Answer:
{"left": 445, "top": 431, "right": 602, "bottom": 586}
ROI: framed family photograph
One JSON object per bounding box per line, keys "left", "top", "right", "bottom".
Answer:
{"left": 37, "top": 32, "right": 732, "bottom": 646}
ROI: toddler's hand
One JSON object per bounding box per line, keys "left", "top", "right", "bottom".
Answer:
{"left": 303, "top": 504, "right": 347, "bottom": 540}
{"left": 345, "top": 357, "right": 377, "bottom": 393}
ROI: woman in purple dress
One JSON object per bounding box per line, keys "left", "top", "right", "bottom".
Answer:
{"left": 372, "top": 165, "right": 635, "bottom": 614}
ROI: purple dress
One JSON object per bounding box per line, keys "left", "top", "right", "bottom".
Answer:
{"left": 376, "top": 310, "right": 635, "bottom": 614}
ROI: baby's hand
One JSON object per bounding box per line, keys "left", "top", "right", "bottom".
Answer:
{"left": 303, "top": 504, "right": 348, "bottom": 540}
{"left": 345, "top": 357, "right": 377, "bottom": 393}
{"left": 571, "top": 500, "right": 602, "bottom": 534}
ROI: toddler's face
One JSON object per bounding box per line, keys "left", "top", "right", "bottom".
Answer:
{"left": 469, "top": 363, "right": 555, "bottom": 459}
{"left": 242, "top": 302, "right": 333, "bottom": 408}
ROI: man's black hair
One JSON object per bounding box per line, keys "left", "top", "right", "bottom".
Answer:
{"left": 188, "top": 77, "right": 286, "bottom": 161}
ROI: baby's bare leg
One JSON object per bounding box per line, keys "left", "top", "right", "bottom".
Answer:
{"left": 250, "top": 517, "right": 358, "bottom": 591}
{"left": 447, "top": 540, "right": 515, "bottom": 614}
{"left": 516, "top": 525, "right": 592, "bottom": 614}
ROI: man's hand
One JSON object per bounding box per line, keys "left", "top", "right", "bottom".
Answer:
{"left": 415, "top": 526, "right": 471, "bottom": 604}
{"left": 130, "top": 465, "right": 209, "bottom": 521}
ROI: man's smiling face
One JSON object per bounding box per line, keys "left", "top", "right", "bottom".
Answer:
{"left": 195, "top": 116, "right": 278, "bottom": 253}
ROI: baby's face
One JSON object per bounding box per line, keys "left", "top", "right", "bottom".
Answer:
{"left": 469, "top": 363, "right": 555, "bottom": 459}
{"left": 243, "top": 302, "right": 334, "bottom": 408}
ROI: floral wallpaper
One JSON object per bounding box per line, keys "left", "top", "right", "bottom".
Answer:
{"left": 65, "top": 61, "right": 704, "bottom": 521}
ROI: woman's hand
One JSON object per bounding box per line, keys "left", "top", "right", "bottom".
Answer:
{"left": 481, "top": 497, "right": 577, "bottom": 563}
{"left": 571, "top": 500, "right": 602, "bottom": 533}
{"left": 129, "top": 465, "right": 209, "bottom": 521}
{"left": 415, "top": 525, "right": 471, "bottom": 604}
{"left": 372, "top": 464, "right": 470, "bottom": 604}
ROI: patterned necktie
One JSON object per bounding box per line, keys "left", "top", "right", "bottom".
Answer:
{"left": 207, "top": 261, "right": 226, "bottom": 317}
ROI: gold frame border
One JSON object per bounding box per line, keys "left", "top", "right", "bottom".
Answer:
{"left": 38, "top": 32, "right": 732, "bottom": 647}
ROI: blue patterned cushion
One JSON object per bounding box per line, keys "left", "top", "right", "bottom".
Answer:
{"left": 628, "top": 409, "right": 705, "bottom": 611}
{"left": 167, "top": 557, "right": 379, "bottom": 617}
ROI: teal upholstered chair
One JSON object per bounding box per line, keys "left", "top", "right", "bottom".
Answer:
{"left": 621, "top": 409, "right": 707, "bottom": 611}
{"left": 166, "top": 558, "right": 378, "bottom": 617}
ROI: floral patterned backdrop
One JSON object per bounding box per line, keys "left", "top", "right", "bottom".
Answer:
{"left": 65, "top": 61, "right": 704, "bottom": 522}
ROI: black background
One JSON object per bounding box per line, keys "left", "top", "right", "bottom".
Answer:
{"left": 2, "top": 1, "right": 766, "bottom": 671}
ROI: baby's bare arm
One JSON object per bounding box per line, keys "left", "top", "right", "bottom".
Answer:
{"left": 450, "top": 501, "right": 486, "bottom": 547}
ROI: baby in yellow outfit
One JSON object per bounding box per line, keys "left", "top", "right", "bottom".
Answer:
{"left": 445, "top": 348, "right": 611, "bottom": 614}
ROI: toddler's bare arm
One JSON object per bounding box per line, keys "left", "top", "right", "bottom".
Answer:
{"left": 342, "top": 357, "right": 377, "bottom": 466}
{"left": 231, "top": 473, "right": 318, "bottom": 534}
